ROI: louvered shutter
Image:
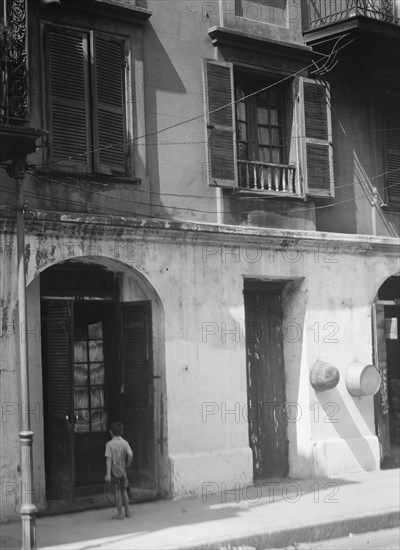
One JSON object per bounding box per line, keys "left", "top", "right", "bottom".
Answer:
{"left": 300, "top": 77, "right": 334, "bottom": 197}
{"left": 203, "top": 59, "right": 237, "bottom": 188}
{"left": 47, "top": 27, "right": 91, "bottom": 170}
{"left": 94, "top": 35, "right": 126, "bottom": 175}
{"left": 385, "top": 95, "right": 400, "bottom": 209}
{"left": 45, "top": 300, "right": 74, "bottom": 492}
{"left": 121, "top": 302, "right": 155, "bottom": 488}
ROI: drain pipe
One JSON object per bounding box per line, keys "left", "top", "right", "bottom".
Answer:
{"left": 14, "top": 155, "right": 37, "bottom": 550}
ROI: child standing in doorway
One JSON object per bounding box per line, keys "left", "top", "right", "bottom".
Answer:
{"left": 105, "top": 422, "right": 133, "bottom": 520}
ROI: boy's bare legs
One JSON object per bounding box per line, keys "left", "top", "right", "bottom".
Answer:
{"left": 123, "top": 478, "right": 130, "bottom": 517}
{"left": 113, "top": 480, "right": 124, "bottom": 519}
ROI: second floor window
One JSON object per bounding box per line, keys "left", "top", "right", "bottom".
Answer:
{"left": 236, "top": 81, "right": 285, "bottom": 165}
{"left": 235, "top": 77, "right": 292, "bottom": 190}
{"left": 44, "top": 25, "right": 127, "bottom": 176}
{"left": 203, "top": 59, "right": 334, "bottom": 197}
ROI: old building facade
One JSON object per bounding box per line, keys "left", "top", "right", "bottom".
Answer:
{"left": 1, "top": 0, "right": 399, "bottom": 521}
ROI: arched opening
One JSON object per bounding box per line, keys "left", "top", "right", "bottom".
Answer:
{"left": 373, "top": 274, "right": 400, "bottom": 470}
{"left": 28, "top": 257, "right": 166, "bottom": 512}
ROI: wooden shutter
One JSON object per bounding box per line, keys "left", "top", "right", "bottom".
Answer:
{"left": 300, "top": 77, "right": 334, "bottom": 197}
{"left": 46, "top": 26, "right": 91, "bottom": 170}
{"left": 94, "top": 35, "right": 126, "bottom": 175}
{"left": 385, "top": 95, "right": 400, "bottom": 209}
{"left": 45, "top": 299, "right": 74, "bottom": 493}
{"left": 203, "top": 59, "right": 237, "bottom": 188}
{"left": 121, "top": 302, "right": 155, "bottom": 488}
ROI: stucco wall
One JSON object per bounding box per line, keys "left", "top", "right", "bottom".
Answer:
{"left": 1, "top": 215, "right": 399, "bottom": 520}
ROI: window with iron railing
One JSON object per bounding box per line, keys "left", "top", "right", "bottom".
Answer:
{"left": 235, "top": 78, "right": 297, "bottom": 194}
{"left": 203, "top": 60, "right": 335, "bottom": 198}
{"left": 305, "top": 0, "right": 400, "bottom": 31}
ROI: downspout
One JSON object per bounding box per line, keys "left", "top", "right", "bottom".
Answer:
{"left": 13, "top": 156, "right": 37, "bottom": 550}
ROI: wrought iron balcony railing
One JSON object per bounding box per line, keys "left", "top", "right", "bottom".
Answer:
{"left": 238, "top": 160, "right": 298, "bottom": 194}
{"left": 1, "top": 0, "right": 28, "bottom": 125}
{"left": 305, "top": 0, "right": 400, "bottom": 31}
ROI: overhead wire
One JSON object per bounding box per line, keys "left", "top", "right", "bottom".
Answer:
{"left": 2, "top": 33, "right": 398, "bottom": 221}
{"left": 33, "top": 59, "right": 319, "bottom": 169}
{"left": 26, "top": 165, "right": 400, "bottom": 208}
{"left": 2, "top": 166, "right": 398, "bottom": 220}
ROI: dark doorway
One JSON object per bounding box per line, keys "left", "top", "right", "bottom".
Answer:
{"left": 41, "top": 263, "right": 157, "bottom": 505}
{"left": 244, "top": 280, "right": 288, "bottom": 479}
{"left": 121, "top": 302, "right": 155, "bottom": 495}
{"left": 374, "top": 276, "right": 400, "bottom": 469}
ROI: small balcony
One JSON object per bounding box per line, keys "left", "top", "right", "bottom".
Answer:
{"left": 1, "top": 0, "right": 45, "bottom": 162}
{"left": 1, "top": 0, "right": 28, "bottom": 126}
{"left": 238, "top": 160, "right": 299, "bottom": 195}
{"left": 304, "top": 0, "right": 400, "bottom": 31}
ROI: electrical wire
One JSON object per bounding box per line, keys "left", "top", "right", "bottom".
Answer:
{"left": 3, "top": 167, "right": 399, "bottom": 220}
{"left": 1, "top": 181, "right": 399, "bottom": 228}
{"left": 26, "top": 165, "right": 400, "bottom": 208}
{"left": 33, "top": 60, "right": 318, "bottom": 169}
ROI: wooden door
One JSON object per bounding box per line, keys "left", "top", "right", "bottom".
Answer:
{"left": 73, "top": 301, "right": 114, "bottom": 492}
{"left": 244, "top": 283, "right": 288, "bottom": 479}
{"left": 43, "top": 300, "right": 117, "bottom": 498}
{"left": 43, "top": 299, "right": 75, "bottom": 500}
{"left": 373, "top": 302, "right": 390, "bottom": 461}
{"left": 120, "top": 302, "right": 155, "bottom": 492}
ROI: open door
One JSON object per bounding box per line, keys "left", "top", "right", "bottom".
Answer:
{"left": 372, "top": 302, "right": 390, "bottom": 462}
{"left": 44, "top": 299, "right": 75, "bottom": 500}
{"left": 121, "top": 302, "right": 156, "bottom": 497}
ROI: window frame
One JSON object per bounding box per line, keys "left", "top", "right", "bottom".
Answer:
{"left": 234, "top": 73, "right": 288, "bottom": 166}
{"left": 203, "top": 59, "right": 334, "bottom": 198}
{"left": 41, "top": 21, "right": 131, "bottom": 177}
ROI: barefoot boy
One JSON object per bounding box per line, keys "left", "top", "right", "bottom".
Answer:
{"left": 105, "top": 422, "right": 133, "bottom": 519}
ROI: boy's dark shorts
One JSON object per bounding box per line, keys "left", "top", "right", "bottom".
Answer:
{"left": 110, "top": 475, "right": 129, "bottom": 491}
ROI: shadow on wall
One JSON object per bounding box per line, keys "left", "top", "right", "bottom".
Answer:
{"left": 143, "top": 22, "right": 187, "bottom": 219}
{"left": 281, "top": 278, "right": 310, "bottom": 477}
{"left": 315, "top": 387, "right": 378, "bottom": 471}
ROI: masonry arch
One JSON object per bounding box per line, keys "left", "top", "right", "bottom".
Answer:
{"left": 372, "top": 271, "right": 400, "bottom": 470}
{"left": 26, "top": 256, "right": 167, "bottom": 511}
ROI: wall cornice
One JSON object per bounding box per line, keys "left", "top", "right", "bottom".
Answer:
{"left": 1, "top": 210, "right": 399, "bottom": 256}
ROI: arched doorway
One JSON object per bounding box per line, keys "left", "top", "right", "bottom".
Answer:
{"left": 37, "top": 258, "right": 165, "bottom": 508}
{"left": 373, "top": 275, "right": 400, "bottom": 469}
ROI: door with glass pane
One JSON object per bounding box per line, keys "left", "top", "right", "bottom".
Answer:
{"left": 73, "top": 301, "right": 115, "bottom": 489}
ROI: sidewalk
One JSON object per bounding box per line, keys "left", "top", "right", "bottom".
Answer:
{"left": 1, "top": 469, "right": 399, "bottom": 550}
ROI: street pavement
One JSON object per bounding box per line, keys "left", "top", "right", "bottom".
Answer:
{"left": 281, "top": 527, "right": 400, "bottom": 549}
{"left": 1, "top": 469, "right": 399, "bottom": 549}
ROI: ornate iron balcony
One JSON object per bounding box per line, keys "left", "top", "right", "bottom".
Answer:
{"left": 1, "top": 0, "right": 28, "bottom": 125}
{"left": 305, "top": 0, "right": 400, "bottom": 31}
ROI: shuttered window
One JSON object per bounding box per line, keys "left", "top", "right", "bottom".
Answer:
{"left": 385, "top": 94, "right": 400, "bottom": 209}
{"left": 300, "top": 77, "right": 334, "bottom": 197}
{"left": 203, "top": 61, "right": 334, "bottom": 197}
{"left": 45, "top": 25, "right": 126, "bottom": 175}
{"left": 203, "top": 59, "right": 237, "bottom": 188}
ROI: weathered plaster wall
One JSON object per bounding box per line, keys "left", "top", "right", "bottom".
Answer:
{"left": 1, "top": 217, "right": 399, "bottom": 520}
{"left": 0, "top": 232, "right": 21, "bottom": 521}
